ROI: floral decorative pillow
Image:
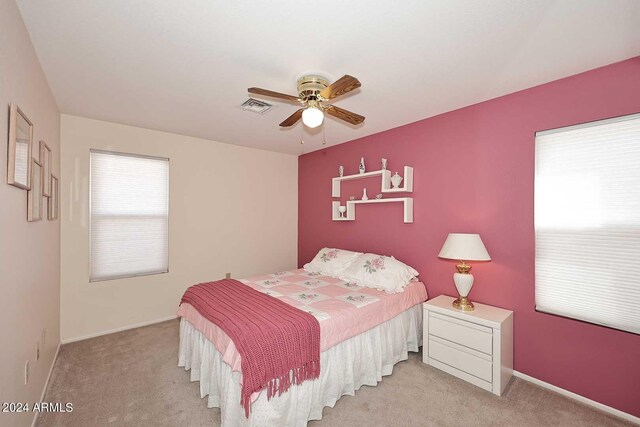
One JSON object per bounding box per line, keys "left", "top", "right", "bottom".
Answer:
{"left": 303, "top": 248, "right": 362, "bottom": 277}
{"left": 340, "top": 253, "right": 418, "bottom": 294}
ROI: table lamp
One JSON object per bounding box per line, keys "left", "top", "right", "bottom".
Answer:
{"left": 438, "top": 233, "right": 491, "bottom": 311}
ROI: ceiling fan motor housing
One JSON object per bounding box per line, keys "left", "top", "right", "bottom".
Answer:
{"left": 297, "top": 75, "right": 329, "bottom": 102}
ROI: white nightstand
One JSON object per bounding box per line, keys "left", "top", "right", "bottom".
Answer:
{"left": 423, "top": 295, "right": 513, "bottom": 396}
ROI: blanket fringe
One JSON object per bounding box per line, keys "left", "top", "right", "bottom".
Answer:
{"left": 241, "top": 359, "right": 320, "bottom": 417}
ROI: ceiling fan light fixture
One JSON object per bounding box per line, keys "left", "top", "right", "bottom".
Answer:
{"left": 302, "top": 106, "right": 324, "bottom": 128}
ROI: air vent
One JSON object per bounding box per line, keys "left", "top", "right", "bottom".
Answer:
{"left": 239, "top": 98, "right": 274, "bottom": 114}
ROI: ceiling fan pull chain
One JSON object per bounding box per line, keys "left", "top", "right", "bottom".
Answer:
{"left": 300, "top": 125, "right": 304, "bottom": 144}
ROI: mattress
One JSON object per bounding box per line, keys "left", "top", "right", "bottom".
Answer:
{"left": 177, "top": 268, "right": 428, "bottom": 373}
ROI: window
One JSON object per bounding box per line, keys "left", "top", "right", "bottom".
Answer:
{"left": 535, "top": 113, "right": 640, "bottom": 334}
{"left": 90, "top": 150, "right": 169, "bottom": 282}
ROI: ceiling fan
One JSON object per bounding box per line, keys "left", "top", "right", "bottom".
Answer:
{"left": 248, "top": 75, "right": 365, "bottom": 128}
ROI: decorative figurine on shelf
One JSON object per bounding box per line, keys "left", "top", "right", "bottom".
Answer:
{"left": 381, "top": 158, "right": 388, "bottom": 170}
{"left": 391, "top": 172, "right": 403, "bottom": 189}
{"left": 338, "top": 205, "right": 347, "bottom": 218}
{"left": 376, "top": 194, "right": 383, "bottom": 199}
{"left": 362, "top": 188, "right": 369, "bottom": 200}
{"left": 339, "top": 165, "right": 344, "bottom": 177}
{"left": 359, "top": 157, "right": 365, "bottom": 174}
{"left": 349, "top": 196, "right": 356, "bottom": 201}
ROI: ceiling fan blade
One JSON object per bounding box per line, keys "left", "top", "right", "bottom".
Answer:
{"left": 324, "top": 105, "right": 365, "bottom": 125}
{"left": 279, "top": 109, "right": 304, "bottom": 127}
{"left": 248, "top": 87, "right": 300, "bottom": 103}
{"left": 319, "top": 75, "right": 361, "bottom": 100}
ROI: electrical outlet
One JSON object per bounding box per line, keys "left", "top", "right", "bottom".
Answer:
{"left": 42, "top": 328, "right": 46, "bottom": 347}
{"left": 36, "top": 341, "right": 40, "bottom": 360}
{"left": 24, "top": 360, "right": 29, "bottom": 385}
{"left": 225, "top": 272, "right": 231, "bottom": 279}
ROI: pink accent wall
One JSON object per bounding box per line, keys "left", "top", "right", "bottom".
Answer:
{"left": 298, "top": 57, "right": 640, "bottom": 417}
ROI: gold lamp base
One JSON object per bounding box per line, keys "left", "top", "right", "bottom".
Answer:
{"left": 452, "top": 296, "right": 475, "bottom": 311}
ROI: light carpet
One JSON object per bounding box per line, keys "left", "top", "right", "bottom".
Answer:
{"left": 37, "top": 319, "right": 633, "bottom": 427}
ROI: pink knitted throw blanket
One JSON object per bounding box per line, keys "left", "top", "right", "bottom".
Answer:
{"left": 180, "top": 279, "right": 320, "bottom": 417}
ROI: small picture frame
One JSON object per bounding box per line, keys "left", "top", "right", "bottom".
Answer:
{"left": 27, "top": 159, "right": 43, "bottom": 221}
{"left": 40, "top": 141, "right": 52, "bottom": 197}
{"left": 48, "top": 175, "right": 59, "bottom": 220}
{"left": 7, "top": 104, "right": 33, "bottom": 190}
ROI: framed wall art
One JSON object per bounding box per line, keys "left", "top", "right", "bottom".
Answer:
{"left": 40, "top": 140, "right": 52, "bottom": 197}
{"left": 48, "top": 175, "right": 59, "bottom": 220}
{"left": 7, "top": 104, "right": 33, "bottom": 190}
{"left": 27, "top": 159, "right": 42, "bottom": 222}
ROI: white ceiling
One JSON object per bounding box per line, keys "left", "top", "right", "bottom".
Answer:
{"left": 16, "top": 0, "right": 640, "bottom": 155}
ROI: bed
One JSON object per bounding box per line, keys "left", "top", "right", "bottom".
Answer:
{"left": 178, "top": 268, "right": 428, "bottom": 426}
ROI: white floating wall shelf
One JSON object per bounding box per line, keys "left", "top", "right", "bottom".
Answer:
{"left": 332, "top": 199, "right": 414, "bottom": 223}
{"left": 332, "top": 166, "right": 413, "bottom": 197}
{"left": 331, "top": 165, "right": 414, "bottom": 223}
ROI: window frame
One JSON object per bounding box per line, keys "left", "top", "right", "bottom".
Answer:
{"left": 89, "top": 149, "right": 170, "bottom": 283}
{"left": 533, "top": 112, "right": 640, "bottom": 335}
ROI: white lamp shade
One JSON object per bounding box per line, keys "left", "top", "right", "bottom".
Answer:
{"left": 302, "top": 107, "right": 324, "bottom": 128}
{"left": 438, "top": 233, "right": 491, "bottom": 261}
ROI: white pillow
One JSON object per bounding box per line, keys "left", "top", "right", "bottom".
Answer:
{"left": 303, "top": 248, "right": 362, "bottom": 277}
{"left": 340, "top": 253, "right": 419, "bottom": 294}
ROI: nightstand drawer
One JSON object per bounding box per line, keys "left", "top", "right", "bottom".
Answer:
{"left": 429, "top": 312, "right": 493, "bottom": 355}
{"left": 428, "top": 336, "right": 493, "bottom": 382}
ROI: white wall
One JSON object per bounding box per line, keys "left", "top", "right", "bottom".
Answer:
{"left": 60, "top": 115, "right": 298, "bottom": 342}
{"left": 0, "top": 1, "right": 61, "bottom": 426}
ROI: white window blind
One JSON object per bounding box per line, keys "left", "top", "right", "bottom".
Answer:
{"left": 90, "top": 150, "right": 169, "bottom": 282}
{"left": 535, "top": 113, "right": 640, "bottom": 335}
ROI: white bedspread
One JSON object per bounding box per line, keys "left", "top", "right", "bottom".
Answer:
{"left": 179, "top": 304, "right": 423, "bottom": 427}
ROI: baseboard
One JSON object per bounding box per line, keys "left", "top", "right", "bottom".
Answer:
{"left": 513, "top": 370, "right": 640, "bottom": 425}
{"left": 31, "top": 342, "right": 61, "bottom": 427}
{"left": 61, "top": 315, "right": 178, "bottom": 344}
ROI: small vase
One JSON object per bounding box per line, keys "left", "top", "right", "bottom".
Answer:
{"left": 381, "top": 158, "right": 388, "bottom": 170}
{"left": 390, "top": 172, "right": 403, "bottom": 189}
{"left": 362, "top": 188, "right": 369, "bottom": 201}
{"left": 359, "top": 158, "right": 365, "bottom": 174}
{"left": 339, "top": 165, "right": 344, "bottom": 177}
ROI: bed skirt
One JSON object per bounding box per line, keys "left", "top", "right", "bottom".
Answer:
{"left": 178, "top": 304, "right": 423, "bottom": 427}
